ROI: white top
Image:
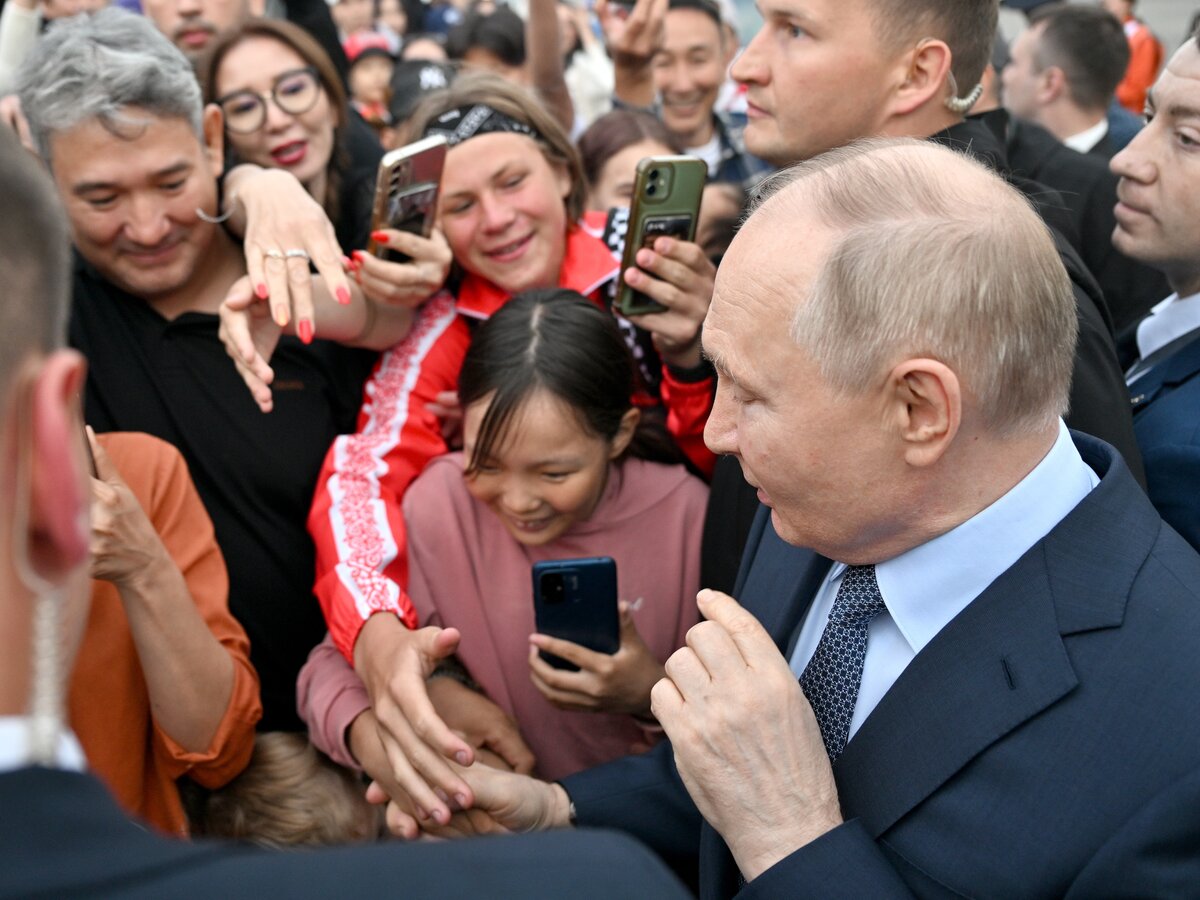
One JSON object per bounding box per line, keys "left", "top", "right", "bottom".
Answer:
{"left": 0, "top": 717, "right": 86, "bottom": 774}
{"left": 789, "top": 421, "right": 1099, "bottom": 743}
{"left": 1129, "top": 291, "right": 1200, "bottom": 383}
{"left": 687, "top": 132, "right": 722, "bottom": 178}
{"left": 1063, "top": 118, "right": 1109, "bottom": 155}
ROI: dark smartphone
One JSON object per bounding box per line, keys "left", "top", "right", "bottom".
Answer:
{"left": 614, "top": 155, "right": 707, "bottom": 317}
{"left": 532, "top": 557, "right": 619, "bottom": 671}
{"left": 368, "top": 134, "right": 448, "bottom": 264}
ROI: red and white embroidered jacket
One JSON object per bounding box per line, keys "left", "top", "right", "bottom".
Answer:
{"left": 308, "top": 212, "right": 716, "bottom": 660}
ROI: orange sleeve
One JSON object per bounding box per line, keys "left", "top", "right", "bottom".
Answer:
{"left": 1117, "top": 24, "right": 1164, "bottom": 114}
{"left": 127, "top": 436, "right": 262, "bottom": 788}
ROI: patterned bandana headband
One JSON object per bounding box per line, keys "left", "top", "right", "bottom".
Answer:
{"left": 422, "top": 103, "right": 539, "bottom": 147}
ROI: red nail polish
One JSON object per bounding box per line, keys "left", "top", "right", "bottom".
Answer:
{"left": 255, "top": 282, "right": 268, "bottom": 299}
{"left": 370, "top": 230, "right": 389, "bottom": 243}
{"left": 341, "top": 255, "right": 353, "bottom": 268}
{"left": 336, "top": 286, "right": 351, "bottom": 305}
{"left": 351, "top": 250, "right": 365, "bottom": 263}
{"left": 297, "top": 320, "right": 313, "bottom": 344}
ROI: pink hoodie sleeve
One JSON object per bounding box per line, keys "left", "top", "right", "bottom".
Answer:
{"left": 296, "top": 633, "right": 372, "bottom": 770}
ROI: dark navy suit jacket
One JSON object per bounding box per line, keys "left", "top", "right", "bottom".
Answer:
{"left": 1131, "top": 333, "right": 1200, "bottom": 554}
{"left": 565, "top": 435, "right": 1200, "bottom": 897}
{"left": 0, "top": 767, "right": 689, "bottom": 899}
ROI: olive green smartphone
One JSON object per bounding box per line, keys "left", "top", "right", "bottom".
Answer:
{"left": 614, "top": 155, "right": 707, "bottom": 318}
{"left": 368, "top": 134, "right": 448, "bottom": 264}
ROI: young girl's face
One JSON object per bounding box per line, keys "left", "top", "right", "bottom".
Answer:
{"left": 462, "top": 387, "right": 635, "bottom": 546}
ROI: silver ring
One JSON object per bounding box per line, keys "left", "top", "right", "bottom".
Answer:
{"left": 285, "top": 248, "right": 311, "bottom": 260}
{"left": 264, "top": 248, "right": 286, "bottom": 260}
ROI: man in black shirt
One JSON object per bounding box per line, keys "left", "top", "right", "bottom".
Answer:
{"left": 18, "top": 10, "right": 403, "bottom": 729}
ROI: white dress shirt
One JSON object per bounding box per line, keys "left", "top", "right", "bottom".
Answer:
{"left": 789, "top": 421, "right": 1099, "bottom": 743}
{"left": 1063, "top": 119, "right": 1110, "bottom": 155}
{"left": 1128, "top": 291, "right": 1200, "bottom": 383}
{"left": 0, "top": 717, "right": 86, "bottom": 774}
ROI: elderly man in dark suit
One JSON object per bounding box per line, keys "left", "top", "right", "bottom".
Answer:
{"left": 0, "top": 126, "right": 688, "bottom": 900}
{"left": 405, "top": 138, "right": 1200, "bottom": 897}
{"left": 1114, "top": 27, "right": 1200, "bottom": 555}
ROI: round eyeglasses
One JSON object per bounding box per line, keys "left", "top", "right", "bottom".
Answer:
{"left": 217, "top": 66, "right": 322, "bottom": 134}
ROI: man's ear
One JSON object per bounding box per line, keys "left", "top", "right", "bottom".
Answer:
{"left": 1038, "top": 66, "right": 1066, "bottom": 105}
{"left": 201, "top": 103, "right": 226, "bottom": 178}
{"left": 609, "top": 407, "right": 641, "bottom": 460}
{"left": 22, "top": 350, "right": 90, "bottom": 581}
{"left": 888, "top": 358, "right": 960, "bottom": 468}
{"left": 891, "top": 38, "right": 954, "bottom": 118}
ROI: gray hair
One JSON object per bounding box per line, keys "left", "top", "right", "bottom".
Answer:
{"left": 16, "top": 8, "right": 203, "bottom": 162}
{"left": 751, "top": 138, "right": 1077, "bottom": 436}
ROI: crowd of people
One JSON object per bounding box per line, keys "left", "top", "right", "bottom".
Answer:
{"left": 2, "top": 0, "right": 1200, "bottom": 895}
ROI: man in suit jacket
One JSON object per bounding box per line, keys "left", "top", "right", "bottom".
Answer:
{"left": 1003, "top": 4, "right": 1131, "bottom": 160}
{"left": 407, "top": 139, "right": 1200, "bottom": 896}
{"left": 1113, "top": 28, "right": 1200, "bottom": 556}
{"left": 0, "top": 126, "right": 689, "bottom": 900}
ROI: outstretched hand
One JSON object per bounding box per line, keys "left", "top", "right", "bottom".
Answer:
{"left": 218, "top": 275, "right": 281, "bottom": 413}
{"left": 354, "top": 614, "right": 479, "bottom": 827}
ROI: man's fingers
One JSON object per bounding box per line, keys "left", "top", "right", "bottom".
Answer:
{"left": 696, "top": 589, "right": 774, "bottom": 657}
{"left": 376, "top": 712, "right": 465, "bottom": 823}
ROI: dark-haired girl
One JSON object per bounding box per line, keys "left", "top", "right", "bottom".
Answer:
{"left": 298, "top": 292, "right": 706, "bottom": 779}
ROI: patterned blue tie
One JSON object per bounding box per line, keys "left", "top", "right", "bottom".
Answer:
{"left": 798, "top": 565, "right": 887, "bottom": 761}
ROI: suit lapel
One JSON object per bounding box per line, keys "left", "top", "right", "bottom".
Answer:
{"left": 1130, "top": 334, "right": 1200, "bottom": 416}
{"left": 835, "top": 436, "right": 1151, "bottom": 838}
{"left": 833, "top": 551, "right": 1078, "bottom": 836}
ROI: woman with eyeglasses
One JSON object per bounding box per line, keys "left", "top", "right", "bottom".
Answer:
{"left": 200, "top": 19, "right": 385, "bottom": 259}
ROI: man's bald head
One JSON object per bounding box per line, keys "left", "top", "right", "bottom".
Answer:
{"left": 739, "top": 138, "right": 1076, "bottom": 436}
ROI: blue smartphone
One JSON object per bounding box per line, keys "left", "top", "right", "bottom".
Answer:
{"left": 532, "top": 557, "right": 619, "bottom": 670}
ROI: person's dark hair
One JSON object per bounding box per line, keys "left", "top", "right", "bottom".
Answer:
{"left": 1029, "top": 3, "right": 1131, "bottom": 111}
{"left": 0, "top": 127, "right": 71, "bottom": 395}
{"left": 577, "top": 109, "right": 681, "bottom": 192}
{"left": 458, "top": 290, "right": 681, "bottom": 474}
{"left": 446, "top": 7, "right": 526, "bottom": 68}
{"left": 868, "top": 0, "right": 998, "bottom": 103}
{"left": 197, "top": 18, "right": 351, "bottom": 218}
{"left": 667, "top": 0, "right": 722, "bottom": 31}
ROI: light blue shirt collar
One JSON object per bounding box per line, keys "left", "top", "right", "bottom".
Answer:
{"left": 826, "top": 421, "right": 1099, "bottom": 657}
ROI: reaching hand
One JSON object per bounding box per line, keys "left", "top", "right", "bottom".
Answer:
{"left": 367, "top": 760, "right": 572, "bottom": 840}
{"left": 354, "top": 614, "right": 479, "bottom": 826}
{"left": 218, "top": 275, "right": 281, "bottom": 413}
{"left": 349, "top": 227, "right": 452, "bottom": 308}
{"left": 528, "top": 601, "right": 665, "bottom": 716}
{"left": 427, "top": 675, "right": 537, "bottom": 775}
{"left": 622, "top": 236, "right": 717, "bottom": 369}
{"left": 231, "top": 166, "right": 353, "bottom": 336}
{"left": 652, "top": 590, "right": 843, "bottom": 882}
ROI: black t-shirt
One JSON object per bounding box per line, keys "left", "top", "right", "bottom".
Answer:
{"left": 335, "top": 111, "right": 385, "bottom": 255}
{"left": 70, "top": 258, "right": 377, "bottom": 731}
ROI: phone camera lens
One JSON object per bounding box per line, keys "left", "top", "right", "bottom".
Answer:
{"left": 646, "top": 184, "right": 658, "bottom": 196}
{"left": 541, "top": 572, "right": 566, "bottom": 604}
{"left": 648, "top": 168, "right": 660, "bottom": 180}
